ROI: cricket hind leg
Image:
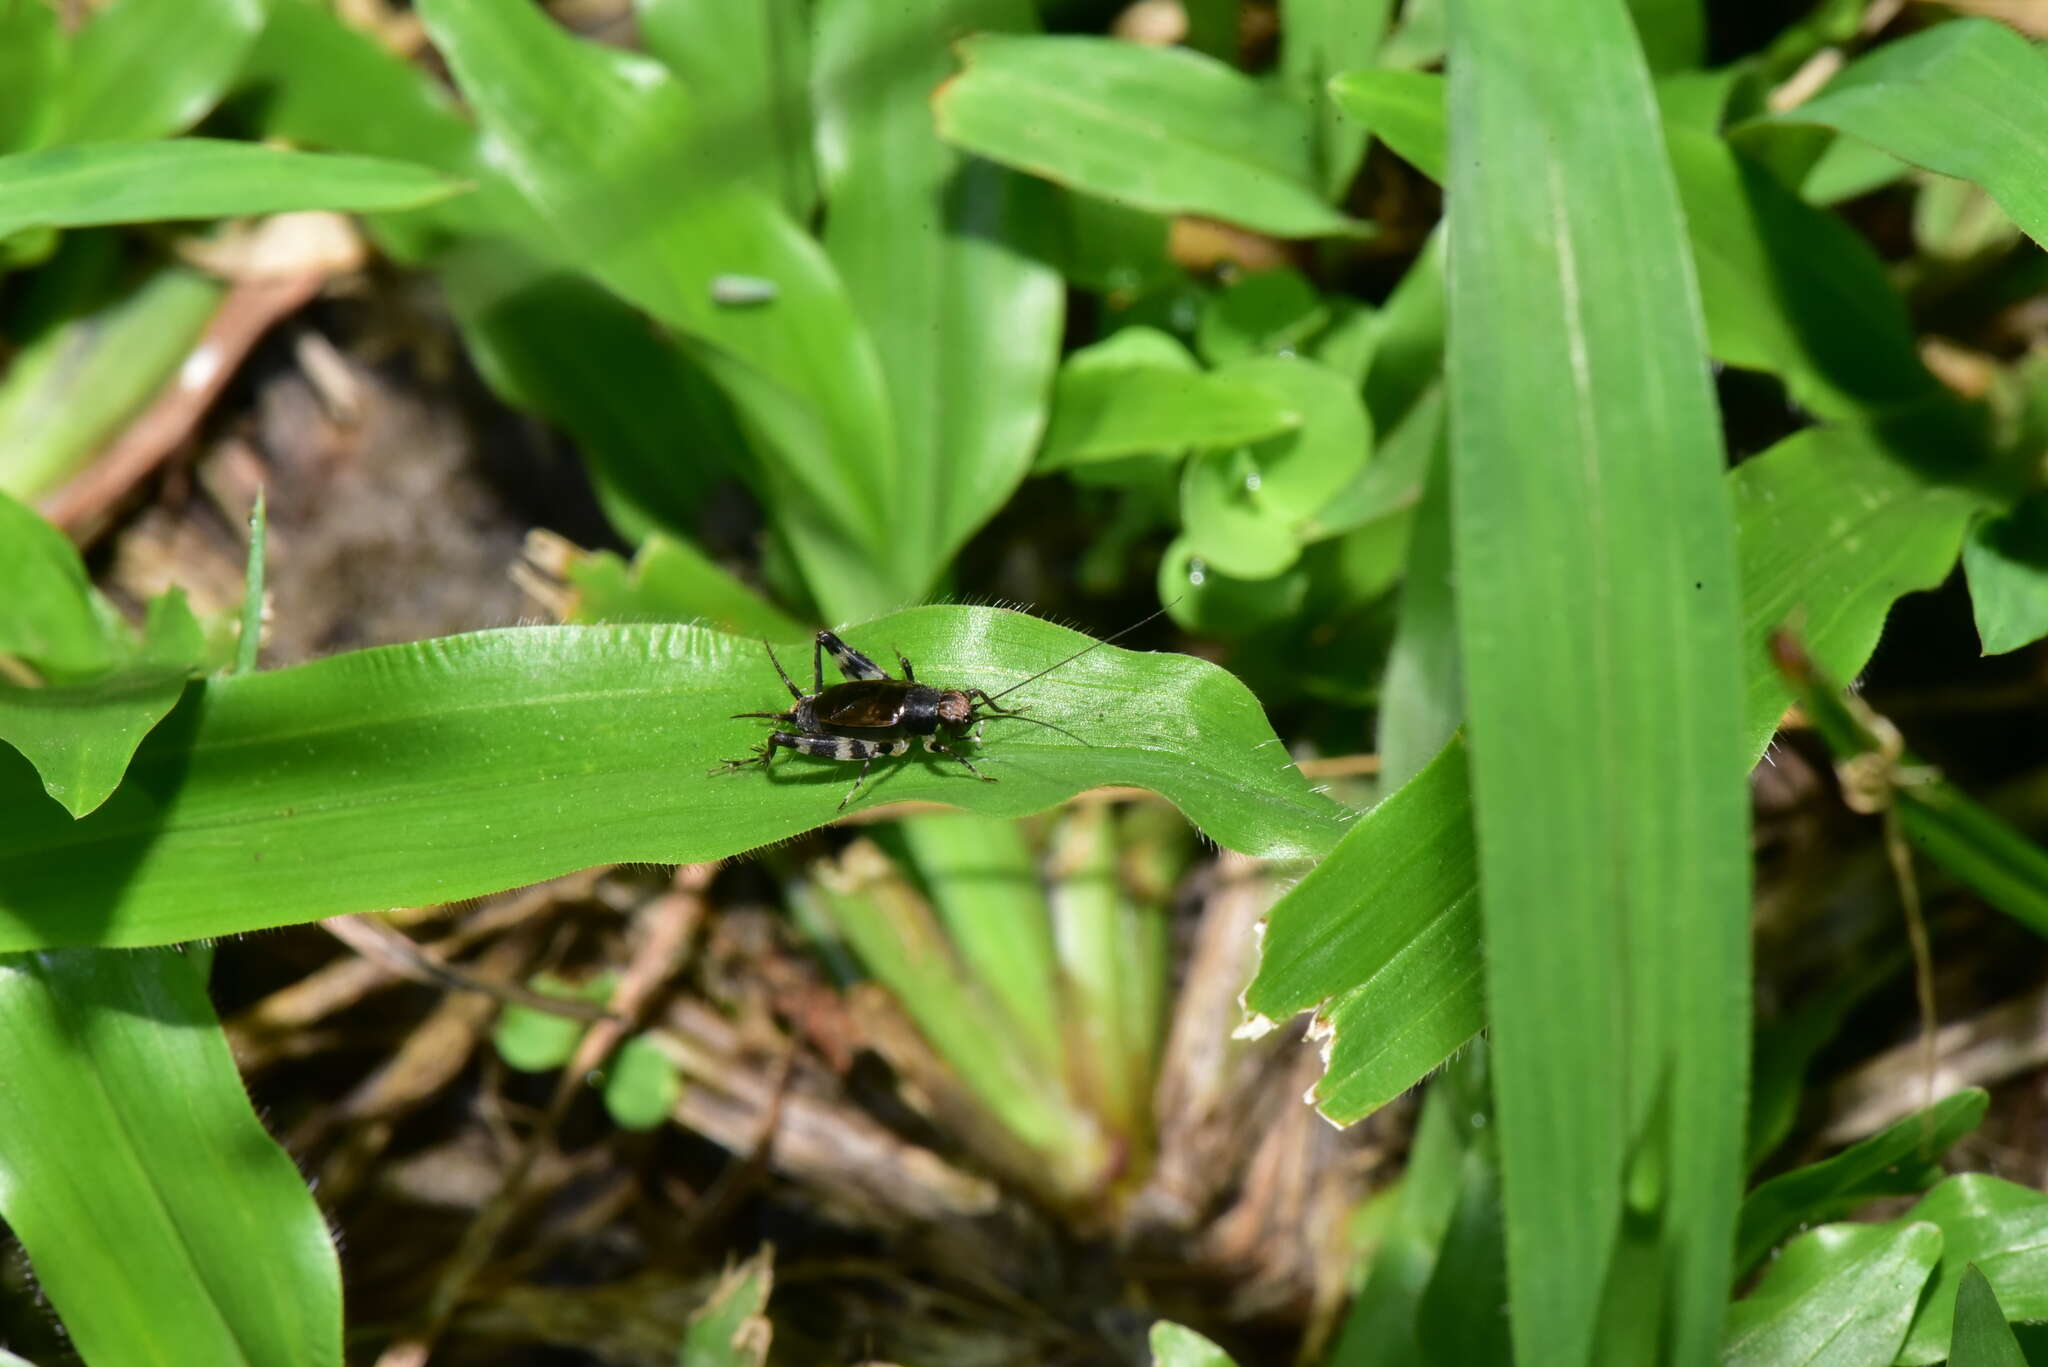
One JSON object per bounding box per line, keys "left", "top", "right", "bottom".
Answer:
{"left": 924, "top": 736, "right": 996, "bottom": 782}
{"left": 816, "top": 629, "right": 889, "bottom": 684}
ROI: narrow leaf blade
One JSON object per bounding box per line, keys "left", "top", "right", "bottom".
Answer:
{"left": 1447, "top": 2, "right": 1749, "bottom": 1361}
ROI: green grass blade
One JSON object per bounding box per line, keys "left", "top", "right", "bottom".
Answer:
{"left": 814, "top": 0, "right": 1062, "bottom": 582}
{"left": 1950, "top": 1265, "right": 2028, "bottom": 1367}
{"left": 1722, "top": 1221, "right": 1944, "bottom": 1367}
{"left": 0, "top": 947, "right": 341, "bottom": 1365}
{"left": 1446, "top": 0, "right": 1748, "bottom": 1360}
{"left": 234, "top": 490, "right": 265, "bottom": 676}
{"left": 58, "top": 0, "right": 261, "bottom": 142}
{"left": 798, "top": 840, "right": 1103, "bottom": 1183}
{"left": 0, "top": 251, "right": 222, "bottom": 501}
{"left": 1752, "top": 19, "right": 2048, "bottom": 250}
{"left": 0, "top": 608, "right": 1346, "bottom": 950}
{"left": 933, "top": 35, "right": 1362, "bottom": 239}
{"left": 892, "top": 811, "right": 1065, "bottom": 1078}
{"left": 0, "top": 139, "right": 465, "bottom": 241}
{"left": 1735, "top": 1089, "right": 1988, "bottom": 1273}
{"left": 1047, "top": 805, "right": 1146, "bottom": 1137}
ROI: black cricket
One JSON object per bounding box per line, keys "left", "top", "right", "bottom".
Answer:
{"left": 715, "top": 610, "right": 1164, "bottom": 811}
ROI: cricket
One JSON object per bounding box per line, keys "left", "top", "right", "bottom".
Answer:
{"left": 715, "top": 608, "right": 1167, "bottom": 811}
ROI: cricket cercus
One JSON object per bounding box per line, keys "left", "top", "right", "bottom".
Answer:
{"left": 714, "top": 609, "right": 1167, "bottom": 811}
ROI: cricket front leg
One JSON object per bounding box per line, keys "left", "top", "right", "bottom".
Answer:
{"left": 923, "top": 736, "right": 996, "bottom": 782}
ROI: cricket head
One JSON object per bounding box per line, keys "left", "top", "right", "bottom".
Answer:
{"left": 936, "top": 690, "right": 975, "bottom": 726}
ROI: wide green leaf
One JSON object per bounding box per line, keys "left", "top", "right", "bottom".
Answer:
{"left": 1239, "top": 735, "right": 1480, "bottom": 1124}
{"left": 1328, "top": 70, "right": 1447, "bottom": 182}
{"left": 1755, "top": 20, "right": 2048, "bottom": 250}
{"left": 0, "top": 0, "right": 62, "bottom": 156}
{"left": 416, "top": 0, "right": 906, "bottom": 618}
{"left": 933, "top": 35, "right": 1360, "bottom": 239}
{"left": 0, "top": 589, "right": 205, "bottom": 818}
{"left": 0, "top": 947, "right": 342, "bottom": 1365}
{"left": 560, "top": 534, "right": 804, "bottom": 640}
{"left": 1196, "top": 269, "right": 1330, "bottom": 366}
{"left": 1962, "top": 493, "right": 2048, "bottom": 656}
{"left": 440, "top": 243, "right": 744, "bottom": 549}
{"left": 813, "top": 0, "right": 1063, "bottom": 579}
{"left": 1148, "top": 1322, "right": 1239, "bottom": 1367}
{"left": 1447, "top": 3, "right": 1749, "bottom": 1363}
{"left": 0, "top": 488, "right": 117, "bottom": 676}
{"left": 58, "top": 0, "right": 261, "bottom": 143}
{"left": 1722, "top": 1221, "right": 1944, "bottom": 1367}
{"left": 1627, "top": 0, "right": 1704, "bottom": 73}
{"left": 0, "top": 138, "right": 465, "bottom": 240}
{"left": 1899, "top": 1175, "right": 2048, "bottom": 1363}
{"left": 1665, "top": 126, "right": 1941, "bottom": 420}
{"left": 1734, "top": 420, "right": 1992, "bottom": 752}
{"left": 1036, "top": 328, "right": 1301, "bottom": 470}
{"left": 1325, "top": 70, "right": 1944, "bottom": 420}
{"left": 1735, "top": 1089, "right": 1988, "bottom": 1273}
{"left": 637, "top": 0, "right": 815, "bottom": 218}
{"left": 1950, "top": 1265, "right": 2028, "bottom": 1367}
{"left": 0, "top": 608, "right": 1345, "bottom": 950}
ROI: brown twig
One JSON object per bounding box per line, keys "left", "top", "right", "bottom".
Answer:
{"left": 40, "top": 270, "right": 330, "bottom": 542}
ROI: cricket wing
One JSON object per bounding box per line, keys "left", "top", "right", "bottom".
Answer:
{"left": 810, "top": 680, "right": 913, "bottom": 731}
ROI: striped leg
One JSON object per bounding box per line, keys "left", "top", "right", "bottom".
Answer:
{"left": 816, "top": 629, "right": 888, "bottom": 684}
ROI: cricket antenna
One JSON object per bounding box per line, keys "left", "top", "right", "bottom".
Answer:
{"left": 981, "top": 600, "right": 1180, "bottom": 705}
